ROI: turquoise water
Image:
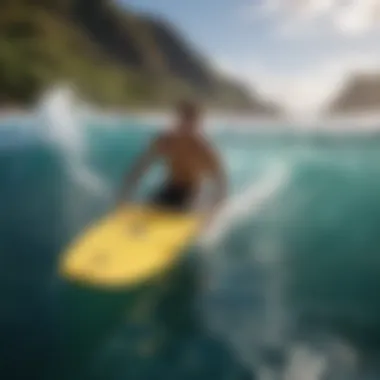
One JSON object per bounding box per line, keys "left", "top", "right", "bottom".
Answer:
{"left": 2, "top": 112, "right": 380, "bottom": 380}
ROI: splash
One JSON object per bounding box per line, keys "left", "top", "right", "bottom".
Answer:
{"left": 200, "top": 161, "right": 291, "bottom": 249}
{"left": 199, "top": 161, "right": 294, "bottom": 379}
{"left": 36, "top": 84, "right": 110, "bottom": 197}
{"left": 199, "top": 157, "right": 363, "bottom": 380}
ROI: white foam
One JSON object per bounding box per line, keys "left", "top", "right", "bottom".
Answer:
{"left": 35, "top": 84, "right": 110, "bottom": 197}
{"left": 199, "top": 162, "right": 291, "bottom": 249}
{"left": 283, "top": 344, "right": 327, "bottom": 380}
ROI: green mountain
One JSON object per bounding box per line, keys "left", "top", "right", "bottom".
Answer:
{"left": 0, "top": 0, "right": 280, "bottom": 114}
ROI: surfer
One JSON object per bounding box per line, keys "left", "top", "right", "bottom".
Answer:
{"left": 118, "top": 100, "right": 227, "bottom": 224}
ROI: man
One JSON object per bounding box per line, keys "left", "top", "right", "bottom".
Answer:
{"left": 117, "top": 100, "right": 227, "bottom": 225}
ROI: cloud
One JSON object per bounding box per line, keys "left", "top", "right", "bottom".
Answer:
{"left": 216, "top": 53, "right": 380, "bottom": 116}
{"left": 244, "top": 0, "right": 380, "bottom": 37}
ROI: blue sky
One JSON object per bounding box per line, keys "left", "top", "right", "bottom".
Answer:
{"left": 120, "top": 0, "right": 380, "bottom": 114}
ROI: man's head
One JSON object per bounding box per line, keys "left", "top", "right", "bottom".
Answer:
{"left": 176, "top": 100, "right": 202, "bottom": 132}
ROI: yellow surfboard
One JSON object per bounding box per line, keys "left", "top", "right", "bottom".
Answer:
{"left": 59, "top": 205, "right": 201, "bottom": 289}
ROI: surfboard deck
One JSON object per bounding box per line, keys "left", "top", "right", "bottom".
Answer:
{"left": 59, "top": 205, "right": 201, "bottom": 289}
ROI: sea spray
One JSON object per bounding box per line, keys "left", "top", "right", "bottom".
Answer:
{"left": 192, "top": 161, "right": 294, "bottom": 380}
{"left": 199, "top": 161, "right": 291, "bottom": 249}
{"left": 35, "top": 84, "right": 111, "bottom": 198}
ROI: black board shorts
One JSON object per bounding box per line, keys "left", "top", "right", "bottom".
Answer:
{"left": 150, "top": 182, "right": 195, "bottom": 212}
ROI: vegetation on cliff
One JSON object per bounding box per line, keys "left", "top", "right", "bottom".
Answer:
{"left": 0, "top": 0, "right": 279, "bottom": 114}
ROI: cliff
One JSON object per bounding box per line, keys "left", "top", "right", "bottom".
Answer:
{"left": 0, "top": 0, "right": 280, "bottom": 114}
{"left": 328, "top": 73, "right": 380, "bottom": 115}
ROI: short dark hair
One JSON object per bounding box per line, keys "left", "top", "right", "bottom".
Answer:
{"left": 177, "top": 99, "right": 201, "bottom": 118}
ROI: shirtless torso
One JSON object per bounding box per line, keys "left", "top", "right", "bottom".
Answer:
{"left": 119, "top": 101, "right": 227, "bottom": 216}
{"left": 156, "top": 132, "right": 215, "bottom": 190}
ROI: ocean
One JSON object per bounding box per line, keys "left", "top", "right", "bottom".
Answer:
{"left": 1, "top": 91, "right": 380, "bottom": 380}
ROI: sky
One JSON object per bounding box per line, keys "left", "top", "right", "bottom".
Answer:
{"left": 120, "top": 0, "right": 380, "bottom": 115}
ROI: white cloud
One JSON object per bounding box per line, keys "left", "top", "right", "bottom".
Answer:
{"left": 245, "top": 0, "right": 380, "bottom": 37}
{"left": 216, "top": 53, "right": 380, "bottom": 116}
{"left": 333, "top": 0, "right": 380, "bottom": 35}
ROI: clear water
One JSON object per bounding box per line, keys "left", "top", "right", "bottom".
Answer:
{"left": 1, "top": 91, "right": 380, "bottom": 380}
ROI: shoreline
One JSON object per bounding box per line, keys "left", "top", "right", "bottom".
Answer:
{"left": 1, "top": 107, "right": 380, "bottom": 132}
{"left": 0, "top": 108, "right": 30, "bottom": 116}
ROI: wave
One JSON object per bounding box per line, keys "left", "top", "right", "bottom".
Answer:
{"left": 200, "top": 161, "right": 291, "bottom": 250}
{"left": 35, "top": 84, "right": 110, "bottom": 197}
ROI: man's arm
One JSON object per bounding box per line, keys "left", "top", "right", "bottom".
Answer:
{"left": 202, "top": 139, "right": 228, "bottom": 213}
{"left": 117, "top": 137, "right": 161, "bottom": 205}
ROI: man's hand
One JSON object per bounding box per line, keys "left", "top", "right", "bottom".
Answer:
{"left": 201, "top": 212, "right": 214, "bottom": 230}
{"left": 113, "top": 198, "right": 126, "bottom": 213}
{"left": 114, "top": 190, "right": 133, "bottom": 212}
{"left": 200, "top": 202, "right": 221, "bottom": 230}
{"left": 116, "top": 137, "right": 160, "bottom": 211}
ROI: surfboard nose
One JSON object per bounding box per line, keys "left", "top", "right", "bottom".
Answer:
{"left": 59, "top": 205, "right": 201, "bottom": 288}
